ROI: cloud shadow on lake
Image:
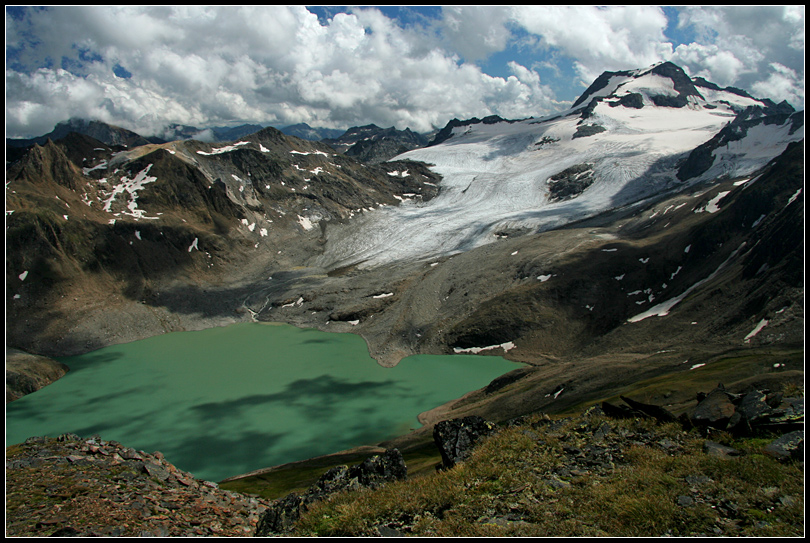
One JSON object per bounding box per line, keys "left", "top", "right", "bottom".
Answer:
{"left": 188, "top": 374, "right": 414, "bottom": 423}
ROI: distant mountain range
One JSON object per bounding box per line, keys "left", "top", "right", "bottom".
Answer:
{"left": 7, "top": 119, "right": 438, "bottom": 167}
{"left": 6, "top": 118, "right": 162, "bottom": 149}
{"left": 278, "top": 123, "right": 346, "bottom": 141}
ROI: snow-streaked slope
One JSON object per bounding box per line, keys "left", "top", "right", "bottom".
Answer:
{"left": 316, "top": 67, "right": 802, "bottom": 270}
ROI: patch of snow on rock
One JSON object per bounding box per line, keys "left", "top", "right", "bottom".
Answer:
{"left": 454, "top": 341, "right": 515, "bottom": 354}
{"left": 744, "top": 319, "right": 769, "bottom": 343}
{"left": 197, "top": 142, "right": 250, "bottom": 155}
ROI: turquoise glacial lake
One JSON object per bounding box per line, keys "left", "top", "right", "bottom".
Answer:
{"left": 6, "top": 322, "right": 521, "bottom": 482}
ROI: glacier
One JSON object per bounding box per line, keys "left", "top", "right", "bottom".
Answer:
{"left": 315, "top": 65, "right": 803, "bottom": 270}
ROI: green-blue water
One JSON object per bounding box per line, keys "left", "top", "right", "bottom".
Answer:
{"left": 6, "top": 322, "right": 521, "bottom": 482}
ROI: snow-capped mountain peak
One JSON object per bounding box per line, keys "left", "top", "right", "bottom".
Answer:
{"left": 572, "top": 61, "right": 761, "bottom": 113}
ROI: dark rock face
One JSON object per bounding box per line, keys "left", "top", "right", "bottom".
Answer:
{"left": 433, "top": 416, "right": 498, "bottom": 469}
{"left": 618, "top": 395, "right": 677, "bottom": 424}
{"left": 322, "top": 124, "right": 428, "bottom": 161}
{"left": 547, "top": 163, "right": 595, "bottom": 202}
{"left": 427, "top": 115, "right": 513, "bottom": 147}
{"left": 649, "top": 61, "right": 705, "bottom": 106}
{"left": 609, "top": 92, "right": 644, "bottom": 109}
{"left": 572, "top": 69, "right": 634, "bottom": 108}
{"left": 255, "top": 449, "right": 407, "bottom": 536}
{"left": 572, "top": 124, "right": 607, "bottom": 139}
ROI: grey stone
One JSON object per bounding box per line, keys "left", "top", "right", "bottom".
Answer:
{"left": 142, "top": 462, "right": 170, "bottom": 481}
{"left": 702, "top": 440, "right": 743, "bottom": 458}
{"left": 763, "top": 430, "right": 804, "bottom": 462}
{"left": 677, "top": 495, "right": 695, "bottom": 507}
{"left": 377, "top": 526, "right": 405, "bottom": 537}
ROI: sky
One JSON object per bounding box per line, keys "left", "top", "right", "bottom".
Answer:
{"left": 5, "top": 5, "right": 806, "bottom": 140}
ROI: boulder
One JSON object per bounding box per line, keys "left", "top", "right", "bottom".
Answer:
{"left": 727, "top": 390, "right": 773, "bottom": 433}
{"left": 255, "top": 492, "right": 308, "bottom": 536}
{"left": 433, "top": 416, "right": 497, "bottom": 469}
{"left": 691, "top": 385, "right": 737, "bottom": 430}
{"left": 600, "top": 401, "right": 638, "bottom": 419}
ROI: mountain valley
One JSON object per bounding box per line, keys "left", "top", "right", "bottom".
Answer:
{"left": 5, "top": 61, "right": 804, "bottom": 519}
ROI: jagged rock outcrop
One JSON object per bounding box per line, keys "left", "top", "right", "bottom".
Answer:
{"left": 688, "top": 384, "right": 804, "bottom": 435}
{"left": 427, "top": 115, "right": 513, "bottom": 146}
{"left": 546, "top": 163, "right": 595, "bottom": 201}
{"left": 433, "top": 416, "right": 498, "bottom": 469}
{"left": 254, "top": 449, "right": 407, "bottom": 536}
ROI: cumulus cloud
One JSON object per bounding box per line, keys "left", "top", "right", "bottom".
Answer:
{"left": 438, "top": 6, "right": 513, "bottom": 61}
{"left": 751, "top": 63, "right": 805, "bottom": 107}
{"left": 672, "top": 6, "right": 804, "bottom": 106}
{"left": 508, "top": 6, "right": 673, "bottom": 84}
{"left": 4, "top": 5, "right": 565, "bottom": 138}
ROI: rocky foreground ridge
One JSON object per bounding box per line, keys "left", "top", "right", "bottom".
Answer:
{"left": 5, "top": 433, "right": 271, "bottom": 537}
{"left": 7, "top": 383, "right": 803, "bottom": 537}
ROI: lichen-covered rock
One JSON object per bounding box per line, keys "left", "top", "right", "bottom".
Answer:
{"left": 764, "top": 431, "right": 804, "bottom": 462}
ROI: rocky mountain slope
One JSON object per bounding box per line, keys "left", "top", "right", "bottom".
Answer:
{"left": 6, "top": 126, "right": 440, "bottom": 358}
